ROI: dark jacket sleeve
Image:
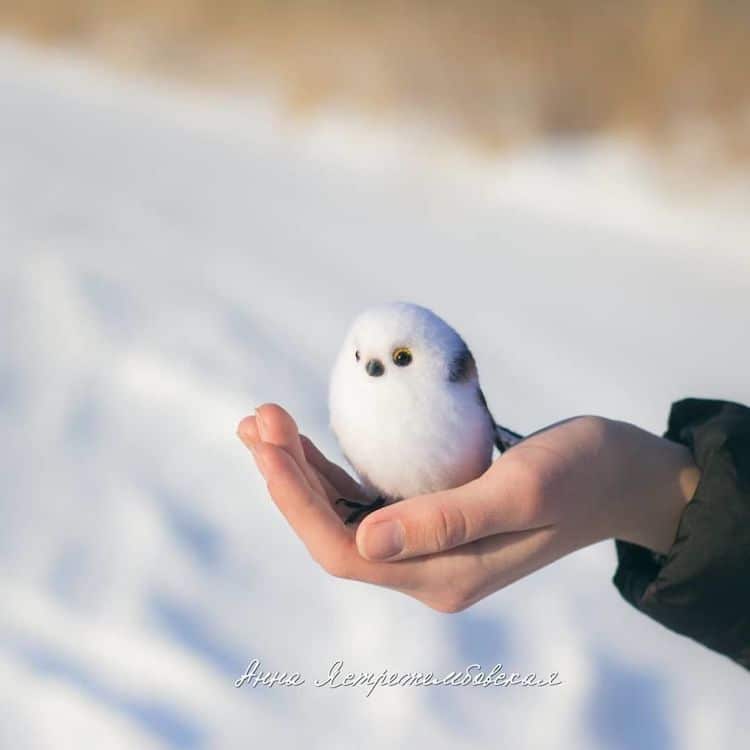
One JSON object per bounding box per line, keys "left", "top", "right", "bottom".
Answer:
{"left": 613, "top": 398, "right": 750, "bottom": 669}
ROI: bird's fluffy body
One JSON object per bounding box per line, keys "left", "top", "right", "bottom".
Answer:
{"left": 329, "top": 302, "right": 496, "bottom": 502}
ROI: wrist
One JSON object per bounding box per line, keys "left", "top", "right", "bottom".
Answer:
{"left": 609, "top": 420, "right": 700, "bottom": 555}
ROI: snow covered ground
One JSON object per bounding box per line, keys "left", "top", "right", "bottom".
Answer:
{"left": 1, "top": 39, "right": 749, "bottom": 749}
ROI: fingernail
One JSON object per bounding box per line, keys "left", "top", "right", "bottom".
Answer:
{"left": 255, "top": 407, "right": 265, "bottom": 436}
{"left": 360, "top": 520, "right": 404, "bottom": 560}
{"left": 237, "top": 421, "right": 250, "bottom": 444}
{"left": 236, "top": 426, "right": 253, "bottom": 452}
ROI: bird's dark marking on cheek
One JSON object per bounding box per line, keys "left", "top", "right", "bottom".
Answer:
{"left": 448, "top": 344, "right": 477, "bottom": 382}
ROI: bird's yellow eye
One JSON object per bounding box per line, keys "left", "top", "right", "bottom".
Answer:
{"left": 392, "top": 347, "right": 412, "bottom": 367}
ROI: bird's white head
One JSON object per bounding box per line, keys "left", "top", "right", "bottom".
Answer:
{"left": 331, "top": 301, "right": 475, "bottom": 392}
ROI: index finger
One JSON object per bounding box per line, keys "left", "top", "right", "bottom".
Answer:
{"left": 254, "top": 441, "right": 373, "bottom": 579}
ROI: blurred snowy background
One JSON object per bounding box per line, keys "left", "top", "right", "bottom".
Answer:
{"left": 1, "top": 3, "right": 750, "bottom": 748}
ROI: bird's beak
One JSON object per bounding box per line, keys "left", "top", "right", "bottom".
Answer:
{"left": 365, "top": 358, "right": 385, "bottom": 377}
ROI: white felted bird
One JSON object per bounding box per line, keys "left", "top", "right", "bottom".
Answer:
{"left": 329, "top": 302, "right": 522, "bottom": 524}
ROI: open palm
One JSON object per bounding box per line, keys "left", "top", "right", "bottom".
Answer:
{"left": 238, "top": 403, "right": 697, "bottom": 612}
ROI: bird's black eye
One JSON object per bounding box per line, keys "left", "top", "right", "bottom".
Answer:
{"left": 355, "top": 350, "right": 360, "bottom": 362}
{"left": 392, "top": 347, "right": 412, "bottom": 367}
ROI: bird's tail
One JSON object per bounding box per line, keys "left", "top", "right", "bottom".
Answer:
{"left": 494, "top": 423, "right": 523, "bottom": 453}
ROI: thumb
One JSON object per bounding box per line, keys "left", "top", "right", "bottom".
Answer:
{"left": 355, "top": 463, "right": 536, "bottom": 561}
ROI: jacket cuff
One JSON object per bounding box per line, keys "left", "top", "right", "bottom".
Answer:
{"left": 613, "top": 398, "right": 750, "bottom": 668}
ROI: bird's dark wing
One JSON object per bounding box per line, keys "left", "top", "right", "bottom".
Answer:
{"left": 478, "top": 386, "right": 523, "bottom": 453}
{"left": 448, "top": 343, "right": 523, "bottom": 453}
{"left": 448, "top": 344, "right": 477, "bottom": 382}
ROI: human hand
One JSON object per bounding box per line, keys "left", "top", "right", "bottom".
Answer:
{"left": 237, "top": 404, "right": 699, "bottom": 612}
